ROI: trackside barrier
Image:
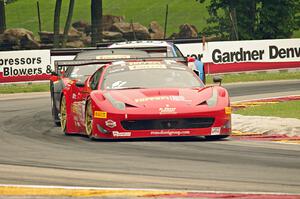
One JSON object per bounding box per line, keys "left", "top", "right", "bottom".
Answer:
{"left": 1, "top": 38, "right": 300, "bottom": 83}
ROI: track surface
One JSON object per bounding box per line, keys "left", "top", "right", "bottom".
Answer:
{"left": 0, "top": 80, "right": 299, "bottom": 193}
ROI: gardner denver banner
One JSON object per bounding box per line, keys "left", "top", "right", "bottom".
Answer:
{"left": 176, "top": 38, "right": 300, "bottom": 73}
{"left": 0, "top": 50, "right": 51, "bottom": 83}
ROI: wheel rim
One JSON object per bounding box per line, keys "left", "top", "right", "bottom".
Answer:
{"left": 60, "top": 97, "right": 67, "bottom": 132}
{"left": 85, "top": 101, "right": 93, "bottom": 137}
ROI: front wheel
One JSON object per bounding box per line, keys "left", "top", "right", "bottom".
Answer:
{"left": 85, "top": 100, "right": 94, "bottom": 139}
{"left": 205, "top": 135, "right": 229, "bottom": 140}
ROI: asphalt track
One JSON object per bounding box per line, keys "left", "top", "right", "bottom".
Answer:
{"left": 0, "top": 80, "right": 299, "bottom": 194}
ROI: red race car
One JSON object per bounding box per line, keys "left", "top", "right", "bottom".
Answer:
{"left": 58, "top": 59, "right": 231, "bottom": 140}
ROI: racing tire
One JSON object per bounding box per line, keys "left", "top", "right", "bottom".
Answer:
{"left": 50, "top": 83, "right": 61, "bottom": 126}
{"left": 85, "top": 100, "right": 94, "bottom": 139}
{"left": 205, "top": 135, "right": 229, "bottom": 140}
{"left": 51, "top": 96, "right": 61, "bottom": 127}
{"left": 60, "top": 95, "right": 68, "bottom": 135}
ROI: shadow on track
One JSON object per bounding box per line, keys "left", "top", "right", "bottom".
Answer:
{"left": 65, "top": 134, "right": 231, "bottom": 143}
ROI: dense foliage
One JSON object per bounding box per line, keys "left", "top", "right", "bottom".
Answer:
{"left": 197, "top": 0, "right": 300, "bottom": 40}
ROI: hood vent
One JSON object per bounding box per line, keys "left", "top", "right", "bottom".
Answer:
{"left": 196, "top": 101, "right": 207, "bottom": 106}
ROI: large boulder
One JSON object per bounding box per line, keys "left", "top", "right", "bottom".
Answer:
{"left": 177, "top": 24, "right": 198, "bottom": 39}
{"left": 0, "top": 28, "right": 40, "bottom": 50}
{"left": 149, "top": 21, "right": 164, "bottom": 39}
{"left": 39, "top": 27, "right": 82, "bottom": 44}
{"left": 102, "top": 15, "right": 125, "bottom": 31}
{"left": 102, "top": 31, "right": 123, "bottom": 41}
{"left": 65, "top": 40, "right": 85, "bottom": 48}
{"left": 72, "top": 20, "right": 90, "bottom": 35}
{"left": 110, "top": 22, "right": 150, "bottom": 40}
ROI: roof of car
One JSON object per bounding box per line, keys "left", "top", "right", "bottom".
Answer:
{"left": 75, "top": 49, "right": 150, "bottom": 60}
{"left": 108, "top": 41, "right": 173, "bottom": 48}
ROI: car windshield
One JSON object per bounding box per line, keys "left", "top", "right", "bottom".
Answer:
{"left": 102, "top": 62, "right": 203, "bottom": 90}
{"left": 68, "top": 64, "right": 103, "bottom": 82}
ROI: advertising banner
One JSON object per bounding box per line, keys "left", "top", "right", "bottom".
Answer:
{"left": 0, "top": 50, "right": 51, "bottom": 83}
{"left": 176, "top": 38, "right": 300, "bottom": 73}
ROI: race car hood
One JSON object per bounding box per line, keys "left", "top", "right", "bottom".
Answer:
{"left": 103, "top": 87, "right": 215, "bottom": 109}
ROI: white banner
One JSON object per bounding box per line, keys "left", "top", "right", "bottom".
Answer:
{"left": 0, "top": 50, "right": 51, "bottom": 82}
{"left": 176, "top": 38, "right": 300, "bottom": 63}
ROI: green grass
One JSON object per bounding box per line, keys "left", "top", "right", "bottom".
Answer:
{"left": 206, "top": 71, "right": 300, "bottom": 84}
{"left": 235, "top": 100, "right": 300, "bottom": 120}
{"left": 0, "top": 83, "right": 49, "bottom": 94}
{"left": 5, "top": 0, "right": 210, "bottom": 37}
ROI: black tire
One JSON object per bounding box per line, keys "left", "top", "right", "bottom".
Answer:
{"left": 50, "top": 82, "right": 61, "bottom": 126}
{"left": 205, "top": 135, "right": 229, "bottom": 140}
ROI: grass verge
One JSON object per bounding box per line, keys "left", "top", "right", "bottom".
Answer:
{"left": 206, "top": 71, "right": 300, "bottom": 84}
{"left": 234, "top": 100, "right": 300, "bottom": 120}
{"left": 0, "top": 82, "right": 49, "bottom": 94}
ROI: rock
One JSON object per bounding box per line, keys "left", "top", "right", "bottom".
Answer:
{"left": 177, "top": 24, "right": 199, "bottom": 39}
{"left": 149, "top": 21, "right": 164, "bottom": 39}
{"left": 65, "top": 40, "right": 85, "bottom": 48}
{"left": 110, "top": 22, "right": 150, "bottom": 40}
{"left": 72, "top": 20, "right": 90, "bottom": 33}
{"left": 81, "top": 35, "right": 91, "bottom": 46}
{"left": 39, "top": 27, "right": 82, "bottom": 44}
{"left": 102, "top": 15, "right": 125, "bottom": 31}
{"left": 168, "top": 32, "right": 178, "bottom": 40}
{"left": 102, "top": 31, "right": 123, "bottom": 40}
{"left": 0, "top": 28, "right": 39, "bottom": 50}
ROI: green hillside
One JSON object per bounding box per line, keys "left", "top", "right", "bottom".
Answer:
{"left": 5, "top": 0, "right": 210, "bottom": 37}
{"left": 5, "top": 0, "right": 300, "bottom": 38}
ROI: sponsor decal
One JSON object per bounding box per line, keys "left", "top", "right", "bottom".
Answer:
{"left": 94, "top": 111, "right": 107, "bottom": 119}
{"left": 128, "top": 61, "right": 166, "bottom": 70}
{"left": 211, "top": 127, "right": 221, "bottom": 135}
{"left": 159, "top": 104, "right": 176, "bottom": 114}
{"left": 105, "top": 120, "right": 117, "bottom": 128}
{"left": 96, "top": 55, "right": 131, "bottom": 59}
{"left": 135, "top": 96, "right": 186, "bottom": 103}
{"left": 225, "top": 107, "right": 232, "bottom": 114}
{"left": 150, "top": 130, "right": 190, "bottom": 136}
{"left": 112, "top": 131, "right": 131, "bottom": 137}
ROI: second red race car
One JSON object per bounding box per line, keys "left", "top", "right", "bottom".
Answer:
{"left": 57, "top": 59, "right": 231, "bottom": 140}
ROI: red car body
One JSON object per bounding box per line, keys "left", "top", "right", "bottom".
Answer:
{"left": 60, "top": 59, "right": 231, "bottom": 140}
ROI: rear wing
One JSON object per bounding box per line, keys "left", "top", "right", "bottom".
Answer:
{"left": 54, "top": 57, "right": 187, "bottom": 74}
{"left": 51, "top": 46, "right": 170, "bottom": 56}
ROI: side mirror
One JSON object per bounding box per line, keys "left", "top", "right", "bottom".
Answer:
{"left": 187, "top": 57, "right": 196, "bottom": 62}
{"left": 75, "top": 81, "right": 85, "bottom": 88}
{"left": 213, "top": 76, "right": 222, "bottom": 86}
{"left": 51, "top": 71, "right": 59, "bottom": 76}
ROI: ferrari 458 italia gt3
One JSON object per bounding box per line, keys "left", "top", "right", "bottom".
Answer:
{"left": 57, "top": 58, "right": 231, "bottom": 140}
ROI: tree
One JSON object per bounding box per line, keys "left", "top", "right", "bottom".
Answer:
{"left": 0, "top": 0, "right": 6, "bottom": 34}
{"left": 91, "top": 0, "right": 103, "bottom": 46}
{"left": 62, "top": 0, "right": 75, "bottom": 47}
{"left": 53, "top": 0, "right": 62, "bottom": 48}
{"left": 257, "top": 0, "right": 300, "bottom": 39}
{"left": 196, "top": 0, "right": 300, "bottom": 40}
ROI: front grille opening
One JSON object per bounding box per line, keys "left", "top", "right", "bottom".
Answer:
{"left": 121, "top": 118, "right": 214, "bottom": 130}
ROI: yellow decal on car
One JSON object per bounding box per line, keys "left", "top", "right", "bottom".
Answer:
{"left": 94, "top": 111, "right": 107, "bottom": 119}
{"left": 225, "top": 107, "right": 232, "bottom": 114}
